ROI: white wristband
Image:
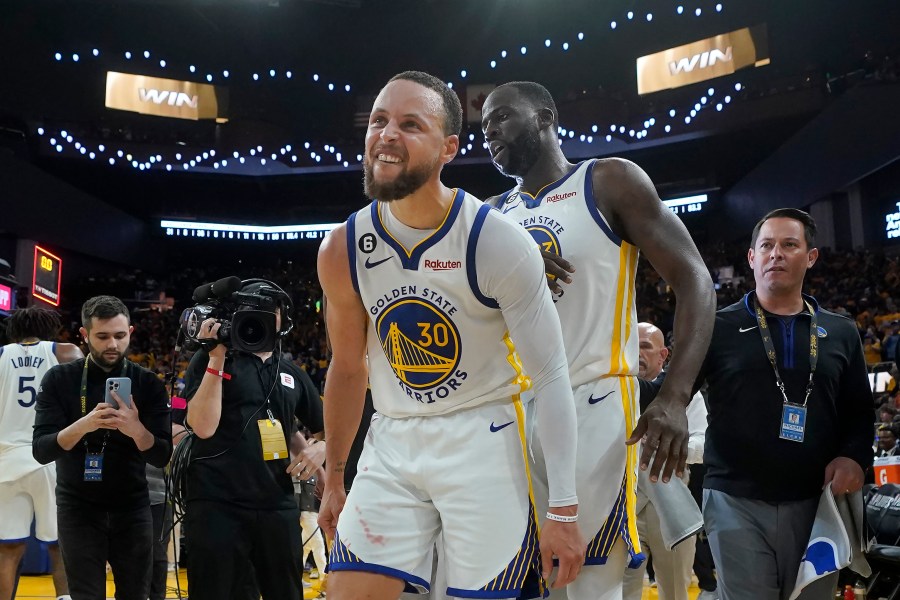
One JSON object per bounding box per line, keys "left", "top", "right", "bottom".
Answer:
{"left": 546, "top": 512, "right": 578, "bottom": 523}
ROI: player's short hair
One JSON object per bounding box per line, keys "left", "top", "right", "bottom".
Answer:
{"left": 388, "top": 71, "right": 463, "bottom": 137}
{"left": 493, "top": 81, "right": 559, "bottom": 127}
{"left": 81, "top": 295, "right": 130, "bottom": 330}
{"left": 751, "top": 208, "right": 817, "bottom": 249}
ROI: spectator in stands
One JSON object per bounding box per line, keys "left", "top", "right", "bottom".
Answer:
{"left": 877, "top": 424, "right": 899, "bottom": 457}
{"left": 32, "top": 296, "right": 172, "bottom": 600}
{"left": 298, "top": 469, "right": 327, "bottom": 595}
{"left": 880, "top": 405, "right": 897, "bottom": 424}
{"left": 696, "top": 208, "right": 874, "bottom": 600}
{"left": 0, "top": 307, "right": 82, "bottom": 600}
{"left": 883, "top": 322, "right": 900, "bottom": 363}
{"left": 865, "top": 333, "right": 884, "bottom": 366}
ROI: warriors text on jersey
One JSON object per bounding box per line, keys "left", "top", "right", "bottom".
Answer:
{"left": 0, "top": 341, "right": 59, "bottom": 482}
{"left": 347, "top": 189, "right": 533, "bottom": 418}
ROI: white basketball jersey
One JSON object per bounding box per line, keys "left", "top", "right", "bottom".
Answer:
{"left": 494, "top": 160, "right": 640, "bottom": 387}
{"left": 348, "top": 189, "right": 530, "bottom": 418}
{"left": 0, "top": 341, "right": 59, "bottom": 481}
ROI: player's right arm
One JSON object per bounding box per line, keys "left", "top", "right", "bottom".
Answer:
{"left": 54, "top": 342, "right": 83, "bottom": 364}
{"left": 317, "top": 222, "right": 370, "bottom": 541}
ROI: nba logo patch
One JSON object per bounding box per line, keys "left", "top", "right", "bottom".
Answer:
{"left": 279, "top": 373, "right": 295, "bottom": 389}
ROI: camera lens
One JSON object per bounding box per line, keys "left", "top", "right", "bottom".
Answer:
{"left": 235, "top": 315, "right": 266, "bottom": 346}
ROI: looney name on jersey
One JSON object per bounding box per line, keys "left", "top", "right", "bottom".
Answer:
{"left": 368, "top": 286, "right": 459, "bottom": 317}
{"left": 519, "top": 215, "right": 565, "bottom": 236}
{"left": 9, "top": 355, "right": 47, "bottom": 369}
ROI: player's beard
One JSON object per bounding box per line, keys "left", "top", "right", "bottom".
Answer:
{"left": 363, "top": 155, "right": 439, "bottom": 202}
{"left": 87, "top": 342, "right": 126, "bottom": 370}
{"left": 495, "top": 125, "right": 541, "bottom": 179}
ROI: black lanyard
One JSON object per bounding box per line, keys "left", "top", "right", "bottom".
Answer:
{"left": 80, "top": 358, "right": 128, "bottom": 454}
{"left": 753, "top": 296, "right": 817, "bottom": 407}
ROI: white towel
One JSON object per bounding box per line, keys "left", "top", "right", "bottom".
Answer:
{"left": 789, "top": 483, "right": 871, "bottom": 600}
{"left": 638, "top": 467, "right": 703, "bottom": 551}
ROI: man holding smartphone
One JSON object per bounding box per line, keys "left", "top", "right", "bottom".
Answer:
{"left": 33, "top": 295, "right": 172, "bottom": 600}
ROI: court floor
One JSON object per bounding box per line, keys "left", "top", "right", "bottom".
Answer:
{"left": 14, "top": 571, "right": 706, "bottom": 599}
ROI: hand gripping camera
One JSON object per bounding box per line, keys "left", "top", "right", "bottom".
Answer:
{"left": 179, "top": 277, "right": 294, "bottom": 354}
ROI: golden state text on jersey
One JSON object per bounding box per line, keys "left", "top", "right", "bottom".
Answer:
{"left": 347, "top": 189, "right": 531, "bottom": 418}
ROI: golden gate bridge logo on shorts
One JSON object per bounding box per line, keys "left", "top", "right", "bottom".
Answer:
{"left": 375, "top": 298, "right": 461, "bottom": 391}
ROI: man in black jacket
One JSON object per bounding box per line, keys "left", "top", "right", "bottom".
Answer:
{"left": 696, "top": 209, "right": 873, "bottom": 600}
{"left": 33, "top": 295, "right": 172, "bottom": 600}
{"left": 183, "top": 281, "right": 324, "bottom": 600}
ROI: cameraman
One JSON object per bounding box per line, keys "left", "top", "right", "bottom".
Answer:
{"left": 183, "top": 282, "right": 324, "bottom": 600}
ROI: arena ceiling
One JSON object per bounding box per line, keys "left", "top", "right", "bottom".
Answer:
{"left": 0, "top": 0, "right": 897, "bottom": 224}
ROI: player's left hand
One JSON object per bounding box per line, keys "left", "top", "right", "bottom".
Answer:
{"left": 107, "top": 390, "right": 145, "bottom": 440}
{"left": 824, "top": 456, "right": 864, "bottom": 494}
{"left": 540, "top": 507, "right": 586, "bottom": 588}
{"left": 541, "top": 250, "right": 575, "bottom": 295}
{"left": 626, "top": 396, "right": 688, "bottom": 483}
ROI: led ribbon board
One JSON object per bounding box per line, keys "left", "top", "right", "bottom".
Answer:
{"left": 33, "top": 245, "right": 62, "bottom": 306}
{"left": 637, "top": 24, "right": 769, "bottom": 94}
{"left": 663, "top": 194, "right": 708, "bottom": 215}
{"left": 161, "top": 220, "right": 340, "bottom": 241}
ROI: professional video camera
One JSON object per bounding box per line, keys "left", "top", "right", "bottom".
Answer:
{"left": 179, "top": 276, "right": 294, "bottom": 354}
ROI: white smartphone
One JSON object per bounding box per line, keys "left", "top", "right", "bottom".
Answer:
{"left": 104, "top": 377, "right": 132, "bottom": 408}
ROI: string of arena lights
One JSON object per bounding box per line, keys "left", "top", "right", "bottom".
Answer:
{"left": 36, "top": 79, "right": 742, "bottom": 173}
{"left": 42, "top": 1, "right": 741, "bottom": 172}
{"left": 35, "top": 80, "right": 743, "bottom": 172}
{"left": 51, "top": 2, "right": 726, "bottom": 86}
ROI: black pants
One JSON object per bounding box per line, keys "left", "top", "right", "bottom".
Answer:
{"left": 57, "top": 504, "right": 153, "bottom": 600}
{"left": 150, "top": 502, "right": 173, "bottom": 600}
{"left": 185, "top": 500, "right": 302, "bottom": 600}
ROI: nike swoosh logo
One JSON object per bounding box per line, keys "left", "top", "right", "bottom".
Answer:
{"left": 739, "top": 326, "right": 758, "bottom": 333}
{"left": 365, "top": 256, "right": 392, "bottom": 269}
{"left": 490, "top": 420, "right": 515, "bottom": 432}
{"left": 588, "top": 391, "right": 614, "bottom": 405}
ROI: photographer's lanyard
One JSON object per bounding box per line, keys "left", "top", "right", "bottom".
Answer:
{"left": 753, "top": 297, "right": 817, "bottom": 443}
{"left": 80, "top": 359, "right": 127, "bottom": 481}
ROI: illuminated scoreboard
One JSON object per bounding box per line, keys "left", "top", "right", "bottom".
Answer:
{"left": 32, "top": 245, "right": 62, "bottom": 306}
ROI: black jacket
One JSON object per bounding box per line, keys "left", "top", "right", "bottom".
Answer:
{"left": 33, "top": 358, "right": 172, "bottom": 509}
{"left": 183, "top": 349, "right": 323, "bottom": 510}
{"left": 697, "top": 292, "right": 874, "bottom": 501}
